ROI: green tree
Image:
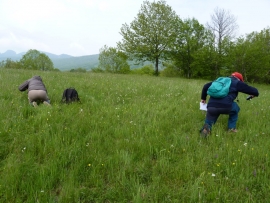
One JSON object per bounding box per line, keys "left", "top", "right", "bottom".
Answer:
{"left": 20, "top": 49, "right": 54, "bottom": 71}
{"left": 0, "top": 58, "right": 20, "bottom": 69}
{"left": 170, "top": 18, "right": 208, "bottom": 78}
{"left": 227, "top": 28, "right": 270, "bottom": 83}
{"left": 192, "top": 34, "right": 235, "bottom": 80}
{"left": 98, "top": 45, "right": 130, "bottom": 74}
{"left": 117, "top": 0, "right": 179, "bottom": 76}
{"left": 160, "top": 62, "right": 181, "bottom": 77}
{"left": 37, "top": 53, "right": 54, "bottom": 71}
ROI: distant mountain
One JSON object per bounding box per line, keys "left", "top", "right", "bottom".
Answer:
{"left": 41, "top": 51, "right": 74, "bottom": 59}
{"left": 0, "top": 50, "right": 151, "bottom": 71}
{"left": 0, "top": 50, "right": 25, "bottom": 61}
{"left": 1, "top": 50, "right": 17, "bottom": 57}
{"left": 0, "top": 50, "right": 99, "bottom": 71}
{"left": 52, "top": 54, "right": 99, "bottom": 71}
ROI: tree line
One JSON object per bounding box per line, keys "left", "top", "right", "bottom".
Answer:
{"left": 0, "top": 49, "right": 59, "bottom": 71}
{"left": 97, "top": 0, "right": 270, "bottom": 83}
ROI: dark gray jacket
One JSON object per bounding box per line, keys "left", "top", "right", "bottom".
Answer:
{"left": 18, "top": 76, "right": 47, "bottom": 92}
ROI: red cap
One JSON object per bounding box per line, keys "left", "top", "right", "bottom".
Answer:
{"left": 231, "top": 72, "right": 244, "bottom": 82}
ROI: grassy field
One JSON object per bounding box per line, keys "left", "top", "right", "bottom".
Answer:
{"left": 0, "top": 68, "right": 269, "bottom": 202}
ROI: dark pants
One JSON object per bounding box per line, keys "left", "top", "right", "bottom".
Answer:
{"left": 204, "top": 102, "right": 240, "bottom": 130}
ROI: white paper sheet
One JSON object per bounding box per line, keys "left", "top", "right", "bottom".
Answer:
{"left": 200, "top": 102, "right": 207, "bottom": 111}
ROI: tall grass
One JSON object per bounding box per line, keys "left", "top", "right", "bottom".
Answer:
{"left": 0, "top": 68, "right": 269, "bottom": 202}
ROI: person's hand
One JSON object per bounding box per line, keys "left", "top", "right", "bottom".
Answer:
{"left": 201, "top": 100, "right": 206, "bottom": 104}
{"left": 246, "top": 95, "right": 255, "bottom": 100}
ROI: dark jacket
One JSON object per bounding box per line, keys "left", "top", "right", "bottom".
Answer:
{"left": 18, "top": 76, "right": 47, "bottom": 92}
{"left": 201, "top": 77, "right": 259, "bottom": 108}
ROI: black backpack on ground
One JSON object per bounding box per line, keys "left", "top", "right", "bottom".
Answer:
{"left": 61, "top": 88, "right": 80, "bottom": 103}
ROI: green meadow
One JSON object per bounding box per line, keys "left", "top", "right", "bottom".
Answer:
{"left": 0, "top": 68, "right": 269, "bottom": 202}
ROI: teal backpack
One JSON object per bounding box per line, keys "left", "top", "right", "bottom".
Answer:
{"left": 207, "top": 77, "right": 232, "bottom": 98}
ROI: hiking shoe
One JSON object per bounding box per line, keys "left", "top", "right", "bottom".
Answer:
{"left": 200, "top": 124, "right": 210, "bottom": 138}
{"left": 32, "top": 101, "right": 38, "bottom": 107}
{"left": 43, "top": 101, "right": 51, "bottom": 106}
{"left": 228, "top": 128, "right": 237, "bottom": 133}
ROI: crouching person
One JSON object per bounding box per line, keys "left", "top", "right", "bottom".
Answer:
{"left": 200, "top": 72, "right": 259, "bottom": 137}
{"left": 19, "top": 76, "right": 51, "bottom": 107}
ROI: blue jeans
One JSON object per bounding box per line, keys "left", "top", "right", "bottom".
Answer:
{"left": 204, "top": 102, "right": 240, "bottom": 130}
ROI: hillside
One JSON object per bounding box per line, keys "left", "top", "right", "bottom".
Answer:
{"left": 52, "top": 54, "right": 100, "bottom": 71}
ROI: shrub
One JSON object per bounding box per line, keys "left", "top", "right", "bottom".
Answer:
{"left": 131, "top": 64, "right": 155, "bottom": 75}
{"left": 160, "top": 65, "right": 181, "bottom": 77}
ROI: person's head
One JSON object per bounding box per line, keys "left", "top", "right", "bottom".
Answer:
{"left": 231, "top": 72, "right": 244, "bottom": 82}
{"left": 32, "top": 75, "right": 42, "bottom": 81}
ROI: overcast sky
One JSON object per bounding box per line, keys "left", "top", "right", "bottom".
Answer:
{"left": 0, "top": 0, "right": 269, "bottom": 56}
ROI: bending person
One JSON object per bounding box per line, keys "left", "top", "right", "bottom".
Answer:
{"left": 19, "top": 76, "right": 51, "bottom": 107}
{"left": 200, "top": 72, "right": 259, "bottom": 137}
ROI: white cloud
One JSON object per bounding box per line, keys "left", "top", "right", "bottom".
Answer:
{"left": 68, "top": 42, "right": 88, "bottom": 55}
{"left": 98, "top": 1, "right": 110, "bottom": 11}
{"left": 0, "top": 32, "right": 49, "bottom": 54}
{"left": 2, "top": 0, "right": 69, "bottom": 29}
